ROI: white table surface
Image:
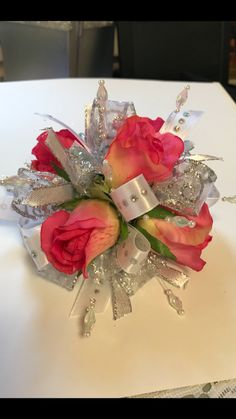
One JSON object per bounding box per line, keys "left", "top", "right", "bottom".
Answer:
{"left": 0, "top": 78, "right": 236, "bottom": 398}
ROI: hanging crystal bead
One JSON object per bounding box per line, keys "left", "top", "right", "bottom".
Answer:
{"left": 176, "top": 85, "right": 190, "bottom": 112}
{"left": 83, "top": 298, "right": 96, "bottom": 337}
{"left": 97, "top": 80, "right": 108, "bottom": 101}
{"left": 164, "top": 289, "right": 185, "bottom": 315}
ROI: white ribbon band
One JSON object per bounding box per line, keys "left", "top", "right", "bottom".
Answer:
{"left": 117, "top": 226, "right": 151, "bottom": 274}
{"left": 111, "top": 174, "right": 159, "bottom": 222}
{"left": 160, "top": 109, "right": 203, "bottom": 140}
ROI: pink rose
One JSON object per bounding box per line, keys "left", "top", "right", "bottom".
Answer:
{"left": 41, "top": 200, "right": 120, "bottom": 277}
{"left": 31, "top": 129, "right": 77, "bottom": 173}
{"left": 105, "top": 115, "right": 184, "bottom": 188}
{"left": 137, "top": 203, "right": 213, "bottom": 271}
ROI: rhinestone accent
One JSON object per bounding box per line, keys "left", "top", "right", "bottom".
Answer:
{"left": 130, "top": 195, "right": 138, "bottom": 202}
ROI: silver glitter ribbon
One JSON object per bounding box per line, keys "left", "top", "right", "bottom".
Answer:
{"left": 45, "top": 129, "right": 100, "bottom": 194}
{"left": 110, "top": 174, "right": 159, "bottom": 222}
{"left": 21, "top": 183, "right": 74, "bottom": 207}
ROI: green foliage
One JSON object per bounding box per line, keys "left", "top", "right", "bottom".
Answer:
{"left": 120, "top": 219, "right": 129, "bottom": 241}
{"left": 136, "top": 225, "right": 176, "bottom": 260}
{"left": 146, "top": 205, "right": 174, "bottom": 219}
{"left": 51, "top": 162, "right": 70, "bottom": 182}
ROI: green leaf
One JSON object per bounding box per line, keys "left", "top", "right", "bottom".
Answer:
{"left": 88, "top": 185, "right": 113, "bottom": 202}
{"left": 58, "top": 198, "right": 83, "bottom": 211}
{"left": 120, "top": 219, "right": 129, "bottom": 241}
{"left": 136, "top": 225, "right": 176, "bottom": 261}
{"left": 51, "top": 162, "right": 70, "bottom": 182}
{"left": 146, "top": 205, "right": 174, "bottom": 219}
{"left": 93, "top": 173, "right": 105, "bottom": 184}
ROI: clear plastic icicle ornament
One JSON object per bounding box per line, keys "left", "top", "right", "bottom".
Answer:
{"left": 175, "top": 85, "right": 190, "bottom": 112}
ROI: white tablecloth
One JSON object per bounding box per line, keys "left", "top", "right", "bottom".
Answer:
{"left": 0, "top": 78, "right": 236, "bottom": 398}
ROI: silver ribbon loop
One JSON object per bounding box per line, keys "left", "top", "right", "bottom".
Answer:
{"left": 19, "top": 224, "right": 77, "bottom": 290}
{"left": 148, "top": 252, "right": 189, "bottom": 289}
{"left": 111, "top": 174, "right": 159, "bottom": 222}
{"left": 117, "top": 226, "right": 150, "bottom": 274}
{"left": 159, "top": 110, "right": 203, "bottom": 140}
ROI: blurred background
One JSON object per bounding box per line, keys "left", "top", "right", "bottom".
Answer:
{"left": 0, "top": 21, "right": 236, "bottom": 101}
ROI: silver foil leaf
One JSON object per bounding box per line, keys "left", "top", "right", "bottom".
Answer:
{"left": 184, "top": 154, "right": 223, "bottom": 162}
{"left": 11, "top": 168, "right": 66, "bottom": 220}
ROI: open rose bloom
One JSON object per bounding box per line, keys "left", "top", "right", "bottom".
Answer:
{"left": 1, "top": 82, "right": 218, "bottom": 332}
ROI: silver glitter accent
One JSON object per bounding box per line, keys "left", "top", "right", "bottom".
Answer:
{"left": 110, "top": 277, "right": 132, "bottom": 320}
{"left": 152, "top": 160, "right": 217, "bottom": 216}
{"left": 22, "top": 183, "right": 74, "bottom": 207}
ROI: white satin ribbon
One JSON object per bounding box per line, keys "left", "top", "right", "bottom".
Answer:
{"left": 117, "top": 226, "right": 150, "bottom": 274}
{"left": 160, "top": 109, "right": 203, "bottom": 140}
{"left": 0, "top": 188, "right": 20, "bottom": 222}
{"left": 20, "top": 224, "right": 48, "bottom": 271}
{"left": 110, "top": 174, "right": 159, "bottom": 222}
